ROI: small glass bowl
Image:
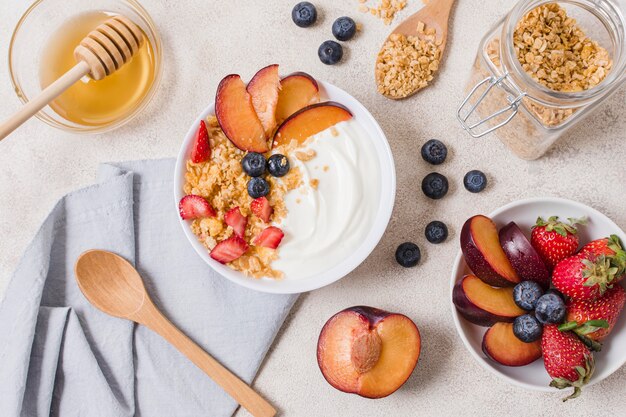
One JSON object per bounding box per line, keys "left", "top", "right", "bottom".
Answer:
{"left": 9, "top": 0, "right": 162, "bottom": 134}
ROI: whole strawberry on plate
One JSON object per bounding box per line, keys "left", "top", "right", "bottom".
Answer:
{"left": 531, "top": 216, "right": 586, "bottom": 270}
{"left": 552, "top": 253, "right": 620, "bottom": 301}
{"left": 579, "top": 235, "right": 626, "bottom": 281}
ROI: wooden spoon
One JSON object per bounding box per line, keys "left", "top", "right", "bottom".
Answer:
{"left": 376, "top": 0, "right": 456, "bottom": 99}
{"left": 0, "top": 15, "right": 145, "bottom": 140}
{"left": 74, "top": 250, "right": 276, "bottom": 417}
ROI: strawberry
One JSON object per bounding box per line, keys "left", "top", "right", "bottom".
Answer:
{"left": 254, "top": 226, "right": 284, "bottom": 249}
{"left": 210, "top": 235, "right": 248, "bottom": 264}
{"left": 250, "top": 196, "right": 273, "bottom": 223}
{"left": 542, "top": 324, "right": 594, "bottom": 401}
{"left": 190, "top": 120, "right": 211, "bottom": 163}
{"left": 552, "top": 254, "right": 620, "bottom": 301}
{"left": 224, "top": 206, "right": 248, "bottom": 238}
{"left": 579, "top": 235, "right": 626, "bottom": 281}
{"left": 531, "top": 216, "right": 586, "bottom": 270}
{"left": 178, "top": 195, "right": 216, "bottom": 220}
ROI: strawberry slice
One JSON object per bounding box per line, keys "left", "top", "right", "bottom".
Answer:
{"left": 190, "top": 120, "right": 211, "bottom": 163}
{"left": 224, "top": 206, "right": 248, "bottom": 238}
{"left": 210, "top": 235, "right": 249, "bottom": 264}
{"left": 250, "top": 197, "right": 273, "bottom": 223}
{"left": 254, "top": 226, "right": 284, "bottom": 249}
{"left": 179, "top": 195, "right": 216, "bottom": 220}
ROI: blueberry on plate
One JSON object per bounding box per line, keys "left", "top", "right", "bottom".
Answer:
{"left": 535, "top": 293, "right": 566, "bottom": 324}
{"left": 513, "top": 281, "right": 544, "bottom": 310}
{"left": 463, "top": 170, "right": 487, "bottom": 193}
{"left": 247, "top": 177, "right": 270, "bottom": 199}
{"left": 318, "top": 40, "right": 343, "bottom": 65}
{"left": 292, "top": 2, "right": 317, "bottom": 27}
{"left": 267, "top": 154, "right": 290, "bottom": 177}
{"left": 395, "top": 242, "right": 421, "bottom": 268}
{"left": 425, "top": 221, "right": 448, "bottom": 244}
{"left": 421, "top": 139, "right": 447, "bottom": 165}
{"left": 332, "top": 16, "right": 357, "bottom": 41}
{"left": 241, "top": 152, "right": 267, "bottom": 177}
{"left": 421, "top": 172, "right": 448, "bottom": 199}
{"left": 513, "top": 314, "right": 543, "bottom": 343}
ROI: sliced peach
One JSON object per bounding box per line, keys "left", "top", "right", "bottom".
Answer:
{"left": 275, "top": 72, "right": 320, "bottom": 123}
{"left": 247, "top": 64, "right": 281, "bottom": 137}
{"left": 461, "top": 215, "right": 520, "bottom": 287}
{"left": 453, "top": 275, "right": 525, "bottom": 326}
{"left": 215, "top": 74, "right": 268, "bottom": 153}
{"left": 317, "top": 306, "right": 421, "bottom": 399}
{"left": 273, "top": 102, "right": 352, "bottom": 147}
{"left": 482, "top": 322, "right": 542, "bottom": 366}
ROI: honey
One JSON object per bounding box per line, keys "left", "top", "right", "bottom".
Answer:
{"left": 39, "top": 11, "right": 155, "bottom": 127}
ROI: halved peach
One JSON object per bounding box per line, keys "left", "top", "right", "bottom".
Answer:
{"left": 215, "top": 74, "right": 268, "bottom": 153}
{"left": 247, "top": 64, "right": 281, "bottom": 137}
{"left": 453, "top": 274, "right": 526, "bottom": 326}
{"left": 273, "top": 102, "right": 352, "bottom": 147}
{"left": 482, "top": 322, "right": 542, "bottom": 366}
{"left": 461, "top": 215, "right": 520, "bottom": 287}
{"left": 275, "top": 72, "right": 320, "bottom": 124}
{"left": 317, "top": 306, "right": 421, "bottom": 399}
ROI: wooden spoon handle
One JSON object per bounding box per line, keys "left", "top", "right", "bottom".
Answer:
{"left": 137, "top": 303, "right": 276, "bottom": 417}
{"left": 0, "top": 61, "right": 90, "bottom": 141}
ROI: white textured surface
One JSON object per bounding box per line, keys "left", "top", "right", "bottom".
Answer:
{"left": 0, "top": 1, "right": 625, "bottom": 416}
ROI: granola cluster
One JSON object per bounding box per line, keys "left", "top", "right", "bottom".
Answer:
{"left": 358, "top": 0, "right": 407, "bottom": 25}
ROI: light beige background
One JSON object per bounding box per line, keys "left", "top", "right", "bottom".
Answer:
{"left": 1, "top": 1, "right": 625, "bottom": 416}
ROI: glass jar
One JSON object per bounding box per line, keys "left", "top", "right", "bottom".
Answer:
{"left": 457, "top": 0, "right": 625, "bottom": 160}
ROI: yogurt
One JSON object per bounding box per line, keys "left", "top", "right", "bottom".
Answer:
{"left": 273, "top": 119, "right": 381, "bottom": 279}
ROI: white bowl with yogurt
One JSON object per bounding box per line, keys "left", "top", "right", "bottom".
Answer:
{"left": 174, "top": 81, "right": 395, "bottom": 294}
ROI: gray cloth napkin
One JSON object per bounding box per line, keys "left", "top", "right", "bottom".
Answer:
{"left": 0, "top": 159, "right": 298, "bottom": 417}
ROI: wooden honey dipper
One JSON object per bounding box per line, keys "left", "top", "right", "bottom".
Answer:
{"left": 0, "top": 15, "right": 145, "bottom": 140}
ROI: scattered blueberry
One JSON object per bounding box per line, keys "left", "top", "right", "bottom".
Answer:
{"left": 513, "top": 281, "right": 545, "bottom": 310}
{"left": 425, "top": 221, "right": 448, "bottom": 244}
{"left": 241, "top": 152, "right": 267, "bottom": 177}
{"left": 247, "top": 177, "right": 270, "bottom": 199}
{"left": 535, "top": 293, "right": 566, "bottom": 324}
{"left": 513, "top": 314, "right": 543, "bottom": 343}
{"left": 332, "top": 16, "right": 357, "bottom": 41}
{"left": 421, "top": 173, "right": 449, "bottom": 199}
{"left": 463, "top": 170, "right": 487, "bottom": 193}
{"left": 395, "top": 242, "right": 421, "bottom": 268}
{"left": 267, "top": 154, "right": 290, "bottom": 177}
{"left": 421, "top": 139, "right": 448, "bottom": 165}
{"left": 292, "top": 2, "right": 317, "bottom": 27}
{"left": 318, "top": 40, "right": 343, "bottom": 65}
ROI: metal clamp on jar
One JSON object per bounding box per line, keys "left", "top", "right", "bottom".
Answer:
{"left": 457, "top": 0, "right": 625, "bottom": 160}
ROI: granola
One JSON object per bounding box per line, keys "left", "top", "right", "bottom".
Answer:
{"left": 358, "top": 0, "right": 407, "bottom": 26}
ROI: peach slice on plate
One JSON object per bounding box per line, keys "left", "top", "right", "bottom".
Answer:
{"left": 453, "top": 274, "right": 525, "bottom": 327}
{"left": 247, "top": 64, "right": 281, "bottom": 137}
{"left": 461, "top": 215, "right": 520, "bottom": 287}
{"left": 317, "top": 306, "right": 421, "bottom": 399}
{"left": 482, "top": 322, "right": 542, "bottom": 366}
{"left": 273, "top": 102, "right": 352, "bottom": 147}
{"left": 275, "top": 72, "right": 320, "bottom": 124}
{"left": 215, "top": 74, "right": 269, "bottom": 153}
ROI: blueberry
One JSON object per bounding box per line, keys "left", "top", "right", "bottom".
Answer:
{"left": 535, "top": 293, "right": 566, "bottom": 324}
{"left": 421, "top": 173, "right": 448, "bottom": 199}
{"left": 395, "top": 242, "right": 421, "bottom": 268}
{"left": 421, "top": 139, "right": 448, "bottom": 165}
{"left": 332, "top": 16, "right": 357, "bottom": 41}
{"left": 425, "top": 221, "right": 448, "bottom": 244}
{"left": 318, "top": 40, "right": 343, "bottom": 65}
{"left": 241, "top": 152, "right": 267, "bottom": 177}
{"left": 513, "top": 281, "right": 545, "bottom": 310}
{"left": 463, "top": 170, "right": 487, "bottom": 193}
{"left": 267, "top": 154, "right": 290, "bottom": 177}
{"left": 292, "top": 2, "right": 317, "bottom": 27}
{"left": 513, "top": 314, "right": 543, "bottom": 343}
{"left": 247, "top": 177, "right": 270, "bottom": 199}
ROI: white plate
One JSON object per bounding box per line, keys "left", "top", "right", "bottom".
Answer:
{"left": 450, "top": 197, "right": 626, "bottom": 392}
{"left": 174, "top": 80, "right": 395, "bottom": 294}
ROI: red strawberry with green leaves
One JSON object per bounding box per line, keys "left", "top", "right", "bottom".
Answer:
{"left": 579, "top": 235, "right": 626, "bottom": 281}
{"left": 542, "top": 324, "right": 594, "bottom": 401}
{"left": 552, "top": 254, "right": 620, "bottom": 301}
{"left": 531, "top": 216, "right": 586, "bottom": 270}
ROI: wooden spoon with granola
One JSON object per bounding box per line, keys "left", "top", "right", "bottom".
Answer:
{"left": 375, "top": 0, "right": 456, "bottom": 99}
